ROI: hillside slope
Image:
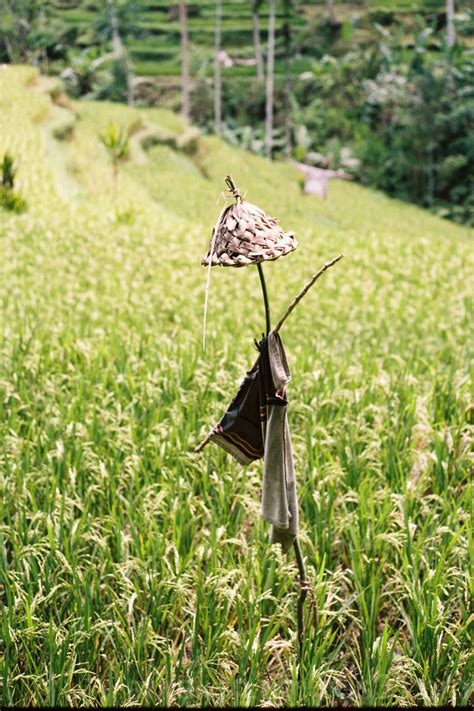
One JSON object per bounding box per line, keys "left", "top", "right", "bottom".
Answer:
{"left": 1, "top": 66, "right": 472, "bottom": 707}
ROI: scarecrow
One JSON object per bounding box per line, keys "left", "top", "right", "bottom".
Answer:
{"left": 196, "top": 175, "right": 343, "bottom": 657}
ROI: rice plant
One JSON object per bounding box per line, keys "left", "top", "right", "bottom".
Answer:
{"left": 1, "top": 65, "right": 473, "bottom": 707}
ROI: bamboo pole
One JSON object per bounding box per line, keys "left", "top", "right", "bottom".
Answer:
{"left": 256, "top": 261, "right": 309, "bottom": 663}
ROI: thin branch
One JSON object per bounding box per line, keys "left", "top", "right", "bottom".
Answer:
{"left": 273, "top": 253, "right": 344, "bottom": 333}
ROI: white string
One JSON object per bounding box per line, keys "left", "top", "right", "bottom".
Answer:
{"left": 202, "top": 204, "right": 229, "bottom": 350}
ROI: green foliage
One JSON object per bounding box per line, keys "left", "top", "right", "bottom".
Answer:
{"left": 60, "top": 48, "right": 135, "bottom": 104}
{"left": 100, "top": 55, "right": 130, "bottom": 102}
{"left": 0, "top": 185, "right": 28, "bottom": 213}
{"left": 0, "top": 0, "right": 69, "bottom": 65}
{"left": 99, "top": 119, "right": 132, "bottom": 208}
{"left": 1, "top": 65, "right": 472, "bottom": 707}
{"left": 0, "top": 152, "right": 27, "bottom": 213}
{"left": 93, "top": 0, "right": 143, "bottom": 44}
{"left": 1, "top": 151, "right": 15, "bottom": 189}
{"left": 115, "top": 206, "right": 136, "bottom": 223}
{"left": 99, "top": 119, "right": 130, "bottom": 164}
{"left": 358, "top": 35, "right": 474, "bottom": 224}
{"left": 52, "top": 119, "right": 76, "bottom": 141}
{"left": 287, "top": 23, "right": 474, "bottom": 225}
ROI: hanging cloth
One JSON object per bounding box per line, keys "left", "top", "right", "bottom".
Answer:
{"left": 206, "top": 332, "right": 298, "bottom": 552}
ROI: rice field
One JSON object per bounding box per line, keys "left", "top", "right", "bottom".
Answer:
{"left": 51, "top": 0, "right": 459, "bottom": 80}
{"left": 0, "top": 65, "right": 473, "bottom": 707}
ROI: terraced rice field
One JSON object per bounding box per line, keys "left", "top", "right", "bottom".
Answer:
{"left": 50, "top": 0, "right": 455, "bottom": 79}
{"left": 1, "top": 65, "right": 473, "bottom": 706}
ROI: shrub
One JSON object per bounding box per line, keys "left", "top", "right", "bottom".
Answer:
{"left": 53, "top": 120, "right": 76, "bottom": 141}
{"left": 99, "top": 121, "right": 131, "bottom": 208}
{"left": 0, "top": 186, "right": 28, "bottom": 214}
{"left": 1, "top": 152, "right": 15, "bottom": 190}
{"left": 0, "top": 153, "right": 27, "bottom": 214}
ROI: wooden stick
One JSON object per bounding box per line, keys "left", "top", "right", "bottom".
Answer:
{"left": 293, "top": 537, "right": 308, "bottom": 665}
{"left": 273, "top": 253, "right": 344, "bottom": 334}
{"left": 194, "top": 253, "right": 344, "bottom": 453}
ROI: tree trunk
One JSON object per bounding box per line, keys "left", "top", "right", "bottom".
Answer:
{"left": 179, "top": 0, "right": 190, "bottom": 121}
{"left": 38, "top": 4, "right": 47, "bottom": 70}
{"left": 427, "top": 144, "right": 435, "bottom": 207}
{"left": 265, "top": 0, "right": 276, "bottom": 160}
{"left": 3, "top": 33, "right": 15, "bottom": 63}
{"left": 446, "top": 0, "right": 456, "bottom": 48}
{"left": 327, "top": 0, "right": 337, "bottom": 26}
{"left": 107, "top": 0, "right": 134, "bottom": 106}
{"left": 1, "top": 1, "right": 15, "bottom": 62}
{"left": 283, "top": 2, "right": 292, "bottom": 158}
{"left": 214, "top": 0, "right": 222, "bottom": 135}
{"left": 252, "top": 5, "right": 264, "bottom": 82}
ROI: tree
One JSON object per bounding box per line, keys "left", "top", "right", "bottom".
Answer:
{"left": 106, "top": 0, "right": 133, "bottom": 105}
{"left": 282, "top": 0, "right": 293, "bottom": 157}
{"left": 327, "top": 0, "right": 338, "bottom": 26}
{"left": 252, "top": 0, "right": 265, "bottom": 82}
{"left": 446, "top": 0, "right": 456, "bottom": 48}
{"left": 360, "top": 30, "right": 473, "bottom": 224}
{"left": 265, "top": 0, "right": 276, "bottom": 159}
{"left": 0, "top": 0, "right": 67, "bottom": 68}
{"left": 214, "top": 0, "right": 222, "bottom": 135}
{"left": 179, "top": 1, "right": 190, "bottom": 120}
{"left": 94, "top": 0, "right": 141, "bottom": 105}
{"left": 99, "top": 121, "right": 130, "bottom": 209}
{"left": 60, "top": 48, "right": 112, "bottom": 99}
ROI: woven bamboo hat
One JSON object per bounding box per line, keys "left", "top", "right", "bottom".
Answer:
{"left": 202, "top": 176, "right": 298, "bottom": 268}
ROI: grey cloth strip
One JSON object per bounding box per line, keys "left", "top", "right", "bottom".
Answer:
{"left": 261, "top": 332, "right": 298, "bottom": 552}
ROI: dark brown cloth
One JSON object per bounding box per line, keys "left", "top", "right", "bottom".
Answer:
{"left": 207, "top": 333, "right": 298, "bottom": 551}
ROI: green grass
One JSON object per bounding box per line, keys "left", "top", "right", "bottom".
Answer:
{"left": 1, "top": 65, "right": 473, "bottom": 707}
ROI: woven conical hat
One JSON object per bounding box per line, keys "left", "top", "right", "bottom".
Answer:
{"left": 202, "top": 177, "right": 298, "bottom": 268}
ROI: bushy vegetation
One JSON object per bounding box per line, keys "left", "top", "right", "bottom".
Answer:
{"left": 0, "top": 151, "right": 28, "bottom": 213}
{"left": 1, "top": 66, "right": 472, "bottom": 707}
{"left": 289, "top": 25, "right": 474, "bottom": 225}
